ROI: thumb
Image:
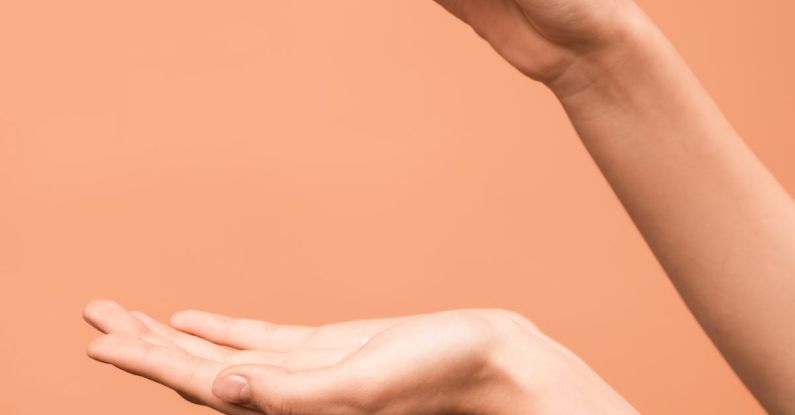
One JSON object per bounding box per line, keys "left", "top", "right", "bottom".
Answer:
{"left": 212, "top": 363, "right": 375, "bottom": 415}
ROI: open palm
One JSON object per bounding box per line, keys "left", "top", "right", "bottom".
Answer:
{"left": 85, "top": 300, "right": 558, "bottom": 414}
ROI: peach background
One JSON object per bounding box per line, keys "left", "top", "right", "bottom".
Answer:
{"left": 1, "top": 1, "right": 793, "bottom": 413}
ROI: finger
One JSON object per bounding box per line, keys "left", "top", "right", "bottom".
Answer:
{"left": 83, "top": 299, "right": 148, "bottom": 336}
{"left": 83, "top": 300, "right": 176, "bottom": 349}
{"left": 171, "top": 310, "right": 408, "bottom": 352}
{"left": 170, "top": 310, "right": 316, "bottom": 352}
{"left": 134, "top": 311, "right": 352, "bottom": 370}
{"left": 87, "top": 333, "right": 259, "bottom": 415}
{"left": 131, "top": 311, "right": 231, "bottom": 363}
{"left": 212, "top": 363, "right": 376, "bottom": 415}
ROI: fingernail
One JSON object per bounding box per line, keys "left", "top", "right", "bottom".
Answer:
{"left": 214, "top": 375, "right": 250, "bottom": 403}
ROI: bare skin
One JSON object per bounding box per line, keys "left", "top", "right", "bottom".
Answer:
{"left": 85, "top": 0, "right": 795, "bottom": 413}
{"left": 438, "top": 1, "right": 795, "bottom": 412}
{"left": 84, "top": 300, "right": 637, "bottom": 414}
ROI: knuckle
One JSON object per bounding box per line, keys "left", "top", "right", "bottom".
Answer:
{"left": 258, "top": 320, "right": 277, "bottom": 332}
{"left": 225, "top": 319, "right": 239, "bottom": 338}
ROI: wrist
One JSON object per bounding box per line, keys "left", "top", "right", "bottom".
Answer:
{"left": 478, "top": 319, "right": 639, "bottom": 415}
{"left": 473, "top": 323, "right": 543, "bottom": 415}
{"left": 545, "top": 5, "right": 669, "bottom": 104}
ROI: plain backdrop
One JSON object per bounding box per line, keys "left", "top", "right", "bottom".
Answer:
{"left": 1, "top": 1, "right": 793, "bottom": 413}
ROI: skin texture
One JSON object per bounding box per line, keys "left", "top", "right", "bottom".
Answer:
{"left": 85, "top": 0, "right": 795, "bottom": 413}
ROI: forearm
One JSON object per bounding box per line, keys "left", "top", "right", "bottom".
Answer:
{"left": 549, "top": 10, "right": 795, "bottom": 413}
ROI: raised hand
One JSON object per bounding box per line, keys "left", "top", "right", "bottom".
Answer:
{"left": 85, "top": 300, "right": 637, "bottom": 414}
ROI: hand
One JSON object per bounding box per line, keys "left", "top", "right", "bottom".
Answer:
{"left": 84, "top": 300, "right": 637, "bottom": 414}
{"left": 434, "top": 0, "right": 651, "bottom": 94}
